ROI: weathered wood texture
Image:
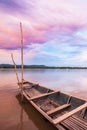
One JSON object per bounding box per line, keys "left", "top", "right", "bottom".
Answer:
{"left": 60, "top": 116, "right": 87, "bottom": 130}
{"left": 53, "top": 103, "right": 87, "bottom": 124}
{"left": 30, "top": 90, "right": 60, "bottom": 100}
{"left": 47, "top": 104, "right": 70, "bottom": 115}
{"left": 24, "top": 88, "right": 41, "bottom": 97}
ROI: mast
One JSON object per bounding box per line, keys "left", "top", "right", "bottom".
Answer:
{"left": 20, "top": 22, "right": 24, "bottom": 101}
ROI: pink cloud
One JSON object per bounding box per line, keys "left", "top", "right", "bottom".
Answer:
{"left": 0, "top": 0, "right": 87, "bottom": 49}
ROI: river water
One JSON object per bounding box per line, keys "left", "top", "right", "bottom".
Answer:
{"left": 0, "top": 69, "right": 87, "bottom": 130}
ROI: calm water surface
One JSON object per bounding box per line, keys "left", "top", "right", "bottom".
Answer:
{"left": 0, "top": 69, "right": 87, "bottom": 130}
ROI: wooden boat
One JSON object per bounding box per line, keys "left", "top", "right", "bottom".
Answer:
{"left": 18, "top": 81, "right": 87, "bottom": 130}
{"left": 12, "top": 23, "right": 87, "bottom": 129}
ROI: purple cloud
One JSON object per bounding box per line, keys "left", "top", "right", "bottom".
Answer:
{"left": 0, "top": 0, "right": 23, "bottom": 12}
{"left": 0, "top": 0, "right": 87, "bottom": 50}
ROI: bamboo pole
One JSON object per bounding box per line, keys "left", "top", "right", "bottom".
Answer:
{"left": 11, "top": 53, "right": 20, "bottom": 83}
{"left": 20, "top": 22, "right": 24, "bottom": 101}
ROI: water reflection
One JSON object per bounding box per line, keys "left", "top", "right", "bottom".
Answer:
{"left": 1, "top": 69, "right": 87, "bottom": 96}
{"left": 0, "top": 69, "right": 87, "bottom": 130}
{"left": 18, "top": 107, "right": 23, "bottom": 130}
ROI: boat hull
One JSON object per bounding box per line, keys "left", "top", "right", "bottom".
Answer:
{"left": 18, "top": 81, "right": 87, "bottom": 130}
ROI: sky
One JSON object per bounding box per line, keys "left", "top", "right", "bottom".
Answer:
{"left": 1, "top": 0, "right": 87, "bottom": 66}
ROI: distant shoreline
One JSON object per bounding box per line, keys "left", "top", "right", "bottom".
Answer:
{"left": 0, "top": 64, "right": 87, "bottom": 69}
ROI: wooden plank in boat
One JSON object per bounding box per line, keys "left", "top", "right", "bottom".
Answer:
{"left": 61, "top": 118, "right": 81, "bottom": 130}
{"left": 23, "top": 92, "right": 56, "bottom": 124}
{"left": 24, "top": 89, "right": 41, "bottom": 98}
{"left": 47, "top": 104, "right": 70, "bottom": 115}
{"left": 61, "top": 116, "right": 87, "bottom": 130}
{"left": 30, "top": 90, "right": 60, "bottom": 100}
{"left": 53, "top": 102, "right": 87, "bottom": 125}
{"left": 72, "top": 116, "right": 87, "bottom": 127}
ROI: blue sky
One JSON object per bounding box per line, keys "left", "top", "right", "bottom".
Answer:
{"left": 0, "top": 0, "right": 87, "bottom": 66}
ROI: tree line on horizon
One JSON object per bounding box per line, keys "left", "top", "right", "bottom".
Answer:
{"left": 0, "top": 64, "right": 87, "bottom": 69}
